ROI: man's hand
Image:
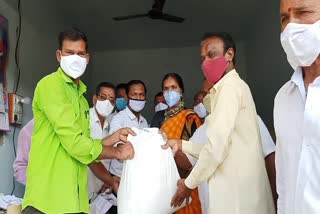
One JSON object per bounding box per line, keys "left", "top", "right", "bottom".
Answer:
{"left": 116, "top": 141, "right": 135, "bottom": 160}
{"left": 101, "top": 128, "right": 136, "bottom": 146}
{"left": 159, "top": 129, "right": 168, "bottom": 142}
{"left": 100, "top": 183, "right": 112, "bottom": 194}
{"left": 118, "top": 127, "right": 136, "bottom": 142}
{"left": 161, "top": 138, "right": 182, "bottom": 156}
{"left": 100, "top": 175, "right": 120, "bottom": 194}
{"left": 171, "top": 179, "right": 192, "bottom": 207}
{"left": 110, "top": 176, "right": 120, "bottom": 193}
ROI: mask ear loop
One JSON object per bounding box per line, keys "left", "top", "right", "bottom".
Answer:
{"left": 221, "top": 48, "right": 234, "bottom": 78}
{"left": 219, "top": 54, "right": 230, "bottom": 81}
{"left": 224, "top": 48, "right": 233, "bottom": 64}
{"left": 59, "top": 50, "right": 64, "bottom": 57}
{"left": 57, "top": 50, "right": 63, "bottom": 63}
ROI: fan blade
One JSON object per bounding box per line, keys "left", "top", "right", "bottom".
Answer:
{"left": 113, "top": 14, "right": 148, "bottom": 21}
{"left": 161, "top": 13, "right": 185, "bottom": 23}
{"left": 152, "top": 0, "right": 166, "bottom": 11}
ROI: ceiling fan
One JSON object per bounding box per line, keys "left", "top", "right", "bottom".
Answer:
{"left": 113, "top": 0, "right": 185, "bottom": 23}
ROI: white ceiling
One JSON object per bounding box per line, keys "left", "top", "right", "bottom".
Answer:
{"left": 6, "top": 0, "right": 275, "bottom": 51}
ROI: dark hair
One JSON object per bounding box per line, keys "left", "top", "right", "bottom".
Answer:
{"left": 95, "top": 82, "right": 115, "bottom": 95}
{"left": 162, "top": 73, "right": 184, "bottom": 93}
{"left": 202, "top": 32, "right": 236, "bottom": 65}
{"left": 154, "top": 92, "right": 163, "bottom": 102}
{"left": 194, "top": 91, "right": 206, "bottom": 100}
{"left": 155, "top": 92, "right": 163, "bottom": 98}
{"left": 58, "top": 27, "right": 88, "bottom": 51}
{"left": 126, "top": 80, "right": 147, "bottom": 95}
{"left": 116, "top": 83, "right": 127, "bottom": 93}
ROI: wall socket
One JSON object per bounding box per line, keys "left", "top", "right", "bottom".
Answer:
{"left": 8, "top": 93, "right": 23, "bottom": 124}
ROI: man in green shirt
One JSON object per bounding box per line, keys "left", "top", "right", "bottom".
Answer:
{"left": 22, "top": 28, "right": 135, "bottom": 214}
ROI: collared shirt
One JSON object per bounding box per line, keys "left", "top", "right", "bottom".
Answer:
{"left": 87, "top": 107, "right": 110, "bottom": 200}
{"left": 13, "top": 119, "right": 34, "bottom": 185}
{"left": 182, "top": 70, "right": 275, "bottom": 214}
{"left": 274, "top": 68, "right": 320, "bottom": 214}
{"left": 257, "top": 115, "right": 275, "bottom": 157}
{"left": 22, "top": 67, "right": 103, "bottom": 214}
{"left": 107, "top": 111, "right": 117, "bottom": 125}
{"left": 108, "top": 107, "right": 148, "bottom": 177}
{"left": 186, "top": 115, "right": 275, "bottom": 214}
{"left": 89, "top": 107, "right": 110, "bottom": 138}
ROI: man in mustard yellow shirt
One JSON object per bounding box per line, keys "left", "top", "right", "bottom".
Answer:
{"left": 22, "top": 28, "right": 135, "bottom": 214}
{"left": 163, "top": 32, "right": 275, "bottom": 214}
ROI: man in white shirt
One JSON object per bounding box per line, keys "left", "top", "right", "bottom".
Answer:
{"left": 275, "top": 0, "right": 320, "bottom": 214}
{"left": 187, "top": 115, "right": 276, "bottom": 214}
{"left": 87, "top": 82, "right": 119, "bottom": 201}
{"left": 154, "top": 92, "right": 168, "bottom": 112}
{"left": 193, "top": 91, "right": 207, "bottom": 122}
{"left": 109, "top": 80, "right": 149, "bottom": 178}
{"left": 163, "top": 32, "right": 274, "bottom": 214}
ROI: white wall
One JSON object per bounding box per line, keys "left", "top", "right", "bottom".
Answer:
{"left": 0, "top": 0, "right": 59, "bottom": 197}
{"left": 86, "top": 43, "right": 248, "bottom": 121}
{"left": 245, "top": 2, "right": 292, "bottom": 128}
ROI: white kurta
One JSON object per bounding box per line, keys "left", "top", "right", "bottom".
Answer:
{"left": 274, "top": 68, "right": 320, "bottom": 214}
{"left": 187, "top": 115, "right": 275, "bottom": 214}
{"left": 87, "top": 107, "right": 110, "bottom": 200}
{"left": 182, "top": 70, "right": 275, "bottom": 214}
{"left": 257, "top": 115, "right": 276, "bottom": 157}
{"left": 187, "top": 122, "right": 209, "bottom": 214}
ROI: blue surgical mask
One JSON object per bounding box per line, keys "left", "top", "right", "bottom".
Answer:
{"left": 115, "top": 97, "right": 127, "bottom": 111}
{"left": 164, "top": 90, "right": 181, "bottom": 107}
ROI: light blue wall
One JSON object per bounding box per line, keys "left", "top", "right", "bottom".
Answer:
{"left": 0, "top": 0, "right": 59, "bottom": 197}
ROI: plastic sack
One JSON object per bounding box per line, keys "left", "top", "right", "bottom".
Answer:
{"left": 117, "top": 127, "right": 188, "bottom": 214}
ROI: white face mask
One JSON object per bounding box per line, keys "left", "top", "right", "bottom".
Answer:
{"left": 155, "top": 102, "right": 168, "bottom": 112}
{"left": 129, "top": 99, "right": 146, "bottom": 112}
{"left": 280, "top": 20, "right": 320, "bottom": 70}
{"left": 60, "top": 54, "right": 87, "bottom": 79}
{"left": 95, "top": 100, "right": 114, "bottom": 117}
{"left": 194, "top": 103, "right": 207, "bottom": 118}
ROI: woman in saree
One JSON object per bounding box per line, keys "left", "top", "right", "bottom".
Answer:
{"left": 151, "top": 73, "right": 202, "bottom": 214}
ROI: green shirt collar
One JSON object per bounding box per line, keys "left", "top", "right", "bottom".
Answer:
{"left": 57, "top": 67, "right": 87, "bottom": 95}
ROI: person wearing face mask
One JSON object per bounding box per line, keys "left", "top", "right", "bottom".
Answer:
{"left": 275, "top": 1, "right": 320, "bottom": 214}
{"left": 184, "top": 79, "right": 276, "bottom": 214}
{"left": 87, "top": 82, "right": 119, "bottom": 203}
{"left": 108, "top": 80, "right": 148, "bottom": 179}
{"left": 22, "top": 28, "right": 136, "bottom": 214}
{"left": 193, "top": 91, "right": 207, "bottom": 122}
{"left": 154, "top": 91, "right": 168, "bottom": 112}
{"left": 114, "top": 83, "right": 128, "bottom": 113}
{"left": 150, "top": 73, "right": 203, "bottom": 214}
{"left": 107, "top": 83, "right": 128, "bottom": 129}
{"left": 162, "top": 32, "right": 275, "bottom": 214}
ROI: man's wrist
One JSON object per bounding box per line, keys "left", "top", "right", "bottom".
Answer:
{"left": 178, "top": 140, "right": 183, "bottom": 151}
{"left": 99, "top": 146, "right": 120, "bottom": 160}
{"left": 114, "top": 147, "right": 121, "bottom": 159}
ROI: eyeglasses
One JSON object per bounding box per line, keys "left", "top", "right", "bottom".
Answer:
{"left": 97, "top": 93, "right": 115, "bottom": 105}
